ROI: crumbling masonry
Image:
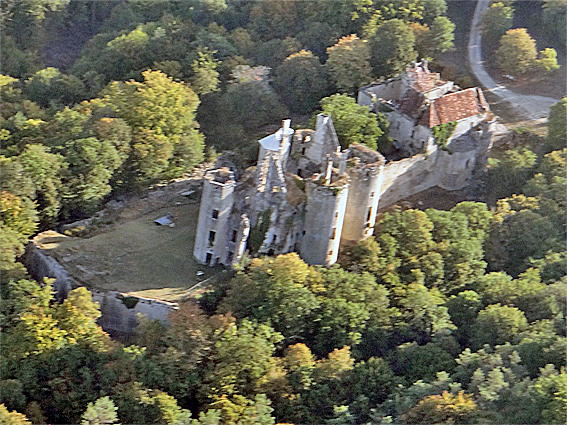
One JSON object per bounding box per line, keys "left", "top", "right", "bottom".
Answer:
{"left": 194, "top": 115, "right": 385, "bottom": 267}
{"left": 194, "top": 61, "right": 501, "bottom": 267}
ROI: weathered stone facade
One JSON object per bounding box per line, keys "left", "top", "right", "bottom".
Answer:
{"left": 194, "top": 61, "right": 500, "bottom": 267}
{"left": 194, "top": 116, "right": 385, "bottom": 267}
{"left": 359, "top": 60, "right": 500, "bottom": 206}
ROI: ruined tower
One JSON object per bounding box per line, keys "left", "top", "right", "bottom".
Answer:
{"left": 341, "top": 144, "right": 385, "bottom": 242}
{"left": 193, "top": 167, "right": 235, "bottom": 266}
{"left": 300, "top": 159, "right": 350, "bottom": 266}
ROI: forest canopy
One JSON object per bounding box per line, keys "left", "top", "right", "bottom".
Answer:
{"left": 0, "top": 1, "right": 565, "bottom": 424}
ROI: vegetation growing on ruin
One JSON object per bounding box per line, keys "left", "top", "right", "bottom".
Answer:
{"left": 247, "top": 208, "right": 272, "bottom": 254}
{"left": 432, "top": 120, "right": 457, "bottom": 149}
{"left": 1, "top": 1, "right": 565, "bottom": 424}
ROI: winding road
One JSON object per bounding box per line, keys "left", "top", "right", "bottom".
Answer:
{"left": 468, "top": 0, "right": 558, "bottom": 120}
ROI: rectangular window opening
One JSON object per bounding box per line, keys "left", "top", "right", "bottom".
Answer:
{"left": 212, "top": 209, "right": 219, "bottom": 219}
{"left": 205, "top": 252, "right": 212, "bottom": 264}
{"left": 231, "top": 230, "right": 238, "bottom": 243}
{"left": 208, "top": 230, "right": 216, "bottom": 244}
{"left": 330, "top": 227, "right": 336, "bottom": 240}
{"left": 367, "top": 207, "right": 373, "bottom": 222}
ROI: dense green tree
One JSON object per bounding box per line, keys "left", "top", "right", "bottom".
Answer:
{"left": 189, "top": 50, "right": 220, "bottom": 95}
{"left": 0, "top": 192, "right": 37, "bottom": 270}
{"left": 479, "top": 2, "right": 514, "bottom": 47}
{"left": 546, "top": 98, "right": 567, "bottom": 152}
{"left": 532, "top": 364, "right": 567, "bottom": 424}
{"left": 274, "top": 50, "right": 328, "bottom": 115}
{"left": 496, "top": 28, "right": 537, "bottom": 77}
{"left": 326, "top": 35, "right": 372, "bottom": 95}
{"left": 23, "top": 67, "right": 86, "bottom": 107}
{"left": 426, "top": 16, "right": 454, "bottom": 57}
{"left": 297, "top": 22, "right": 337, "bottom": 62}
{"left": 418, "top": 0, "right": 447, "bottom": 25}
{"left": 318, "top": 94, "right": 385, "bottom": 150}
{"left": 219, "top": 254, "right": 320, "bottom": 339}
{"left": 101, "top": 70, "right": 204, "bottom": 184}
{"left": 81, "top": 397, "right": 119, "bottom": 425}
{"left": 447, "top": 290, "right": 482, "bottom": 348}
{"left": 199, "top": 319, "right": 283, "bottom": 401}
{"left": 543, "top": 0, "right": 567, "bottom": 50}
{"left": 473, "top": 304, "right": 528, "bottom": 348}
{"left": 312, "top": 266, "right": 394, "bottom": 354}
{"left": 368, "top": 19, "right": 417, "bottom": 78}
{"left": 14, "top": 144, "right": 65, "bottom": 224}
{"left": 397, "top": 281, "right": 455, "bottom": 341}
{"left": 248, "top": 0, "right": 300, "bottom": 41}
{"left": 484, "top": 147, "right": 537, "bottom": 201}
{"left": 388, "top": 342, "right": 456, "bottom": 384}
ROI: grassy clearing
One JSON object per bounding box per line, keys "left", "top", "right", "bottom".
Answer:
{"left": 36, "top": 200, "right": 217, "bottom": 302}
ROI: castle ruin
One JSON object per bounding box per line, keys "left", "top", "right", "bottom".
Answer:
{"left": 194, "top": 61, "right": 501, "bottom": 267}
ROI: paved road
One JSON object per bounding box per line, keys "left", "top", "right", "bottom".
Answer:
{"left": 468, "top": 0, "right": 558, "bottom": 120}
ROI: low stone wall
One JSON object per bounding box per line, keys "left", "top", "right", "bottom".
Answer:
{"left": 22, "top": 243, "right": 176, "bottom": 333}
{"left": 23, "top": 243, "right": 75, "bottom": 301}
{"left": 92, "top": 290, "right": 176, "bottom": 334}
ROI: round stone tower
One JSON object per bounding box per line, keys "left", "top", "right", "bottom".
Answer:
{"left": 299, "top": 171, "right": 349, "bottom": 266}
{"left": 341, "top": 144, "right": 386, "bottom": 243}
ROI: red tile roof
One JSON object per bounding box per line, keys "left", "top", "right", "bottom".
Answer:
{"left": 419, "top": 88, "right": 487, "bottom": 127}
{"left": 406, "top": 65, "right": 443, "bottom": 92}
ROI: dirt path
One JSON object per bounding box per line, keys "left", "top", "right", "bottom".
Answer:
{"left": 468, "top": 0, "right": 558, "bottom": 120}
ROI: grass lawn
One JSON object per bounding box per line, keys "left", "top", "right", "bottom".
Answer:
{"left": 35, "top": 200, "right": 217, "bottom": 302}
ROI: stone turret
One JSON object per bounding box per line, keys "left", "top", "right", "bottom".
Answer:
{"left": 341, "top": 144, "right": 385, "bottom": 243}
{"left": 300, "top": 172, "right": 349, "bottom": 266}
{"left": 193, "top": 167, "right": 236, "bottom": 266}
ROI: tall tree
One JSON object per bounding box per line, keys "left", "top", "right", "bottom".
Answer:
{"left": 496, "top": 28, "right": 537, "bottom": 77}
{"left": 546, "top": 98, "right": 567, "bottom": 152}
{"left": 318, "top": 94, "right": 386, "bottom": 150}
{"left": 274, "top": 50, "right": 328, "bottom": 115}
{"left": 326, "top": 35, "right": 372, "bottom": 95}
{"left": 368, "top": 19, "right": 417, "bottom": 78}
{"left": 479, "top": 2, "right": 514, "bottom": 47}
{"left": 102, "top": 70, "right": 204, "bottom": 184}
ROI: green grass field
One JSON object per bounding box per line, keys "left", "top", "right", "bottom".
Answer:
{"left": 36, "top": 200, "right": 217, "bottom": 302}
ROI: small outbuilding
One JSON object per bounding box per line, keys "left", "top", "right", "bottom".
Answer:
{"left": 155, "top": 214, "right": 175, "bottom": 226}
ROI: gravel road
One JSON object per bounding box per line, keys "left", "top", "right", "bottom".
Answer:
{"left": 468, "top": 0, "right": 558, "bottom": 120}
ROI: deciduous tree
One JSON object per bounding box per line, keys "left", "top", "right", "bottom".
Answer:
{"left": 326, "top": 35, "right": 372, "bottom": 95}
{"left": 496, "top": 28, "right": 537, "bottom": 77}
{"left": 479, "top": 2, "right": 514, "bottom": 47}
{"left": 318, "top": 94, "right": 386, "bottom": 150}
{"left": 368, "top": 19, "right": 417, "bottom": 78}
{"left": 274, "top": 50, "right": 328, "bottom": 115}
